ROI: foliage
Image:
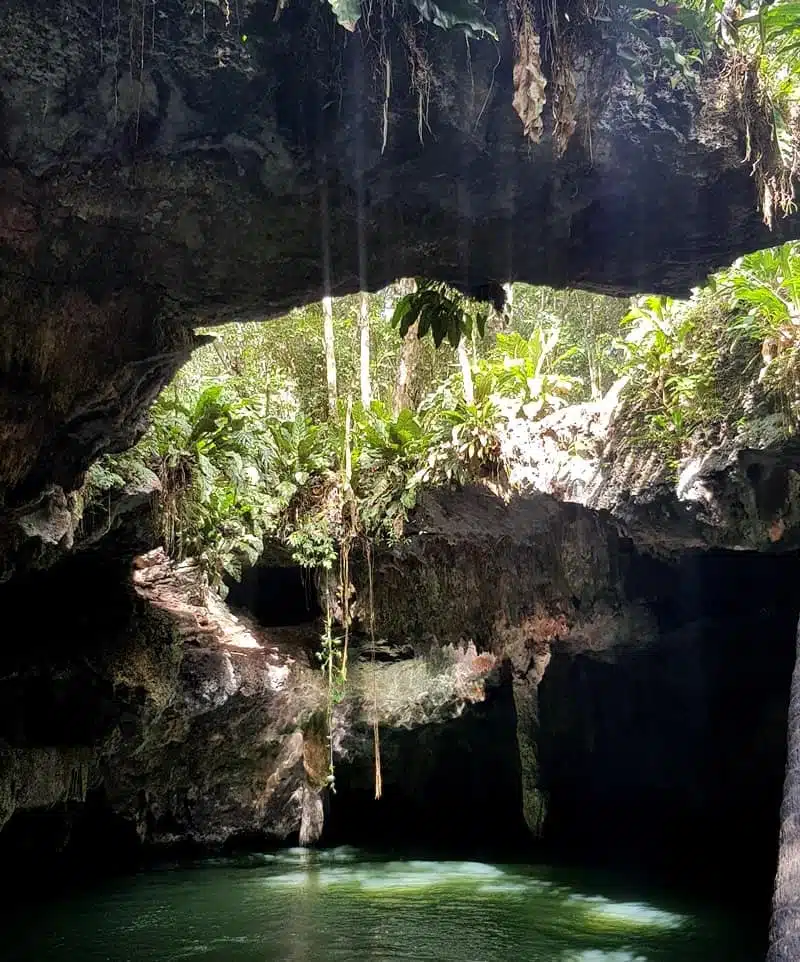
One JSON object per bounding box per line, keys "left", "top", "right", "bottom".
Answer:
{"left": 615, "top": 295, "right": 722, "bottom": 454}
{"left": 287, "top": 516, "right": 338, "bottom": 570}
{"left": 80, "top": 244, "right": 800, "bottom": 606}
{"left": 506, "top": 286, "right": 627, "bottom": 400}
{"left": 611, "top": 245, "right": 800, "bottom": 458}
{"left": 326, "top": 0, "right": 497, "bottom": 37}
{"left": 716, "top": 241, "right": 800, "bottom": 413}
{"left": 84, "top": 459, "right": 130, "bottom": 496}
{"left": 264, "top": 414, "right": 334, "bottom": 505}
{"left": 608, "top": 0, "right": 800, "bottom": 223}
{"left": 358, "top": 402, "right": 434, "bottom": 472}
{"left": 407, "top": 0, "right": 497, "bottom": 38}
{"left": 141, "top": 385, "right": 276, "bottom": 587}
{"left": 354, "top": 402, "right": 433, "bottom": 538}
{"left": 415, "top": 383, "right": 505, "bottom": 486}
{"left": 480, "top": 329, "right": 580, "bottom": 418}
{"left": 391, "top": 280, "right": 491, "bottom": 348}
{"left": 718, "top": 242, "right": 800, "bottom": 339}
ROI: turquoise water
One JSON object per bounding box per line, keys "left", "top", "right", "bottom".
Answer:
{"left": 1, "top": 848, "right": 761, "bottom": 961}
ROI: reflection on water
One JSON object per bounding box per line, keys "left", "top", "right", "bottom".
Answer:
{"left": 0, "top": 847, "right": 760, "bottom": 962}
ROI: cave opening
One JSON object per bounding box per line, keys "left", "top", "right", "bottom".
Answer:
{"left": 0, "top": 791, "right": 142, "bottom": 899}
{"left": 322, "top": 670, "right": 531, "bottom": 860}
{"left": 310, "top": 543, "right": 800, "bottom": 914}
{"left": 537, "top": 548, "right": 800, "bottom": 909}
{"left": 225, "top": 564, "right": 322, "bottom": 627}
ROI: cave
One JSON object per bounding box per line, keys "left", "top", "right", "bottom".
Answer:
{"left": 0, "top": 792, "right": 142, "bottom": 898}
{"left": 225, "top": 564, "right": 322, "bottom": 627}
{"left": 537, "top": 549, "right": 800, "bottom": 908}
{"left": 317, "top": 541, "right": 800, "bottom": 916}
{"left": 323, "top": 669, "right": 530, "bottom": 859}
{"left": 3, "top": 0, "right": 800, "bottom": 955}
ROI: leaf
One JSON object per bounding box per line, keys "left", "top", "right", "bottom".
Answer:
{"left": 418, "top": 305, "right": 433, "bottom": 339}
{"left": 617, "top": 46, "right": 646, "bottom": 89}
{"left": 391, "top": 296, "right": 414, "bottom": 332}
{"left": 326, "top": 0, "right": 362, "bottom": 30}
{"left": 447, "top": 314, "right": 461, "bottom": 348}
{"left": 512, "top": 10, "right": 547, "bottom": 142}
{"left": 409, "top": 0, "right": 498, "bottom": 38}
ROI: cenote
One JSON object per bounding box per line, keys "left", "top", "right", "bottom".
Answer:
{"left": 0, "top": 849, "right": 763, "bottom": 962}
{"left": 4, "top": 0, "right": 800, "bottom": 958}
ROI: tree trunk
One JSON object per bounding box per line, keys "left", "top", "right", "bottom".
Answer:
{"left": 503, "top": 282, "right": 514, "bottom": 327}
{"left": 458, "top": 340, "right": 474, "bottom": 404}
{"left": 322, "top": 295, "right": 337, "bottom": 417}
{"left": 393, "top": 319, "right": 421, "bottom": 415}
{"left": 768, "top": 618, "right": 800, "bottom": 962}
{"left": 392, "top": 279, "right": 421, "bottom": 415}
{"left": 359, "top": 290, "right": 372, "bottom": 409}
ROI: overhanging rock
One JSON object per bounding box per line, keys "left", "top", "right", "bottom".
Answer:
{"left": 1, "top": 0, "right": 799, "bottom": 521}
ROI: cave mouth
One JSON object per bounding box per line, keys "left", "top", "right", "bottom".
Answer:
{"left": 0, "top": 791, "right": 142, "bottom": 899}
{"left": 322, "top": 671, "right": 532, "bottom": 861}
{"left": 225, "top": 564, "right": 322, "bottom": 627}
{"left": 538, "top": 548, "right": 800, "bottom": 909}
{"left": 316, "top": 546, "right": 800, "bottom": 904}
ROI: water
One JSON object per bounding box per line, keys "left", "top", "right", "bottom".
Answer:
{"left": 0, "top": 848, "right": 761, "bottom": 962}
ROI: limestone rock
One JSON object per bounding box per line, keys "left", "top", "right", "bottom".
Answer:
{"left": 1, "top": 0, "right": 799, "bottom": 549}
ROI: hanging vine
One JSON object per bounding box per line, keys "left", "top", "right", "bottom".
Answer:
{"left": 366, "top": 540, "right": 382, "bottom": 799}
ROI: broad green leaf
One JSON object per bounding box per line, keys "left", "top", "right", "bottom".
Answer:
{"left": 409, "top": 0, "right": 498, "bottom": 38}
{"left": 447, "top": 314, "right": 461, "bottom": 348}
{"left": 326, "top": 0, "right": 362, "bottom": 30}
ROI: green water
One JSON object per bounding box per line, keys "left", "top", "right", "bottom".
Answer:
{"left": 1, "top": 848, "right": 761, "bottom": 962}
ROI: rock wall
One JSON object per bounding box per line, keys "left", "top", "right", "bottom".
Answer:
{"left": 351, "top": 486, "right": 799, "bottom": 901}
{"left": 2, "top": 0, "right": 799, "bottom": 553}
{"left": 539, "top": 550, "right": 800, "bottom": 895}
{"left": 0, "top": 479, "right": 797, "bottom": 913}
{"left": 0, "top": 547, "right": 322, "bottom": 866}
{"left": 357, "top": 485, "right": 656, "bottom": 837}
{"left": 501, "top": 395, "right": 800, "bottom": 556}
{"left": 0, "top": 540, "right": 500, "bottom": 870}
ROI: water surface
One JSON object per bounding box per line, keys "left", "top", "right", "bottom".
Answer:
{"left": 1, "top": 848, "right": 761, "bottom": 961}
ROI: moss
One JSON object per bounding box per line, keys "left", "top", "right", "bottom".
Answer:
{"left": 104, "top": 606, "right": 183, "bottom": 712}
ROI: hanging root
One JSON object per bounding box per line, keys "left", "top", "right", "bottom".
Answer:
{"left": 321, "top": 572, "right": 338, "bottom": 788}
{"left": 399, "top": 20, "right": 433, "bottom": 146}
{"left": 366, "top": 541, "right": 382, "bottom": 800}
{"left": 551, "top": 44, "right": 577, "bottom": 157}
{"left": 718, "top": 53, "right": 799, "bottom": 228}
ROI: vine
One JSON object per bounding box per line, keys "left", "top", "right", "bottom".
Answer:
{"left": 366, "top": 540, "right": 382, "bottom": 799}
{"left": 319, "top": 572, "right": 346, "bottom": 788}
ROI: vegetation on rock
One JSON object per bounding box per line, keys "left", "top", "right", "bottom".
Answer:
{"left": 309, "top": 0, "right": 800, "bottom": 222}
{"left": 78, "top": 239, "right": 800, "bottom": 774}
{"left": 84, "top": 241, "right": 800, "bottom": 580}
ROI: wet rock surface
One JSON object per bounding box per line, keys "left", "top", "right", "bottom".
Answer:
{"left": 0, "top": 548, "right": 320, "bottom": 862}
